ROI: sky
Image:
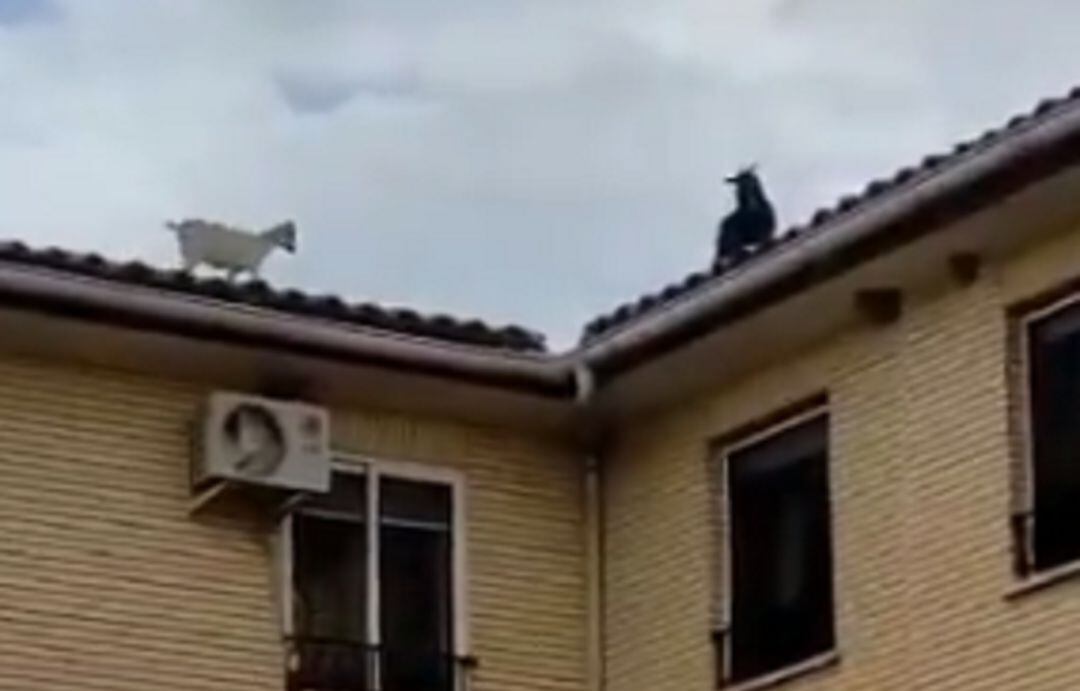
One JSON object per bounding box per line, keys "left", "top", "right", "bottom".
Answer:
{"left": 1, "top": 1, "right": 1079, "bottom": 348}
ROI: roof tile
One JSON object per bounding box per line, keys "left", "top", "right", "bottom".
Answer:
{"left": 580, "top": 83, "right": 1080, "bottom": 344}
{"left": 0, "top": 243, "right": 546, "bottom": 353}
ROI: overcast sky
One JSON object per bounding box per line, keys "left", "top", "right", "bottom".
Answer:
{"left": 1, "top": 1, "right": 1078, "bottom": 347}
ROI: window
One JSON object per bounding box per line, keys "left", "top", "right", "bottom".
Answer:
{"left": 1019, "top": 297, "right": 1080, "bottom": 575}
{"left": 717, "top": 410, "right": 835, "bottom": 687}
{"left": 282, "top": 461, "right": 466, "bottom": 691}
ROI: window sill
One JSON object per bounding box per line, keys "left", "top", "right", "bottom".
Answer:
{"left": 1006, "top": 559, "right": 1080, "bottom": 600}
{"left": 723, "top": 651, "right": 840, "bottom": 691}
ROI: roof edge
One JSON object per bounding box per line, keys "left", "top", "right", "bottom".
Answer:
{"left": 7, "top": 87, "right": 1080, "bottom": 401}
{"left": 579, "top": 87, "right": 1080, "bottom": 382}
{"left": 0, "top": 242, "right": 547, "bottom": 354}
{"left": 0, "top": 259, "right": 577, "bottom": 399}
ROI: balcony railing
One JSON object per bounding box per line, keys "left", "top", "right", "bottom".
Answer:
{"left": 285, "top": 636, "right": 478, "bottom": 691}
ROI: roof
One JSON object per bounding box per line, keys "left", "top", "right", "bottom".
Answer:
{"left": 0, "top": 241, "right": 547, "bottom": 354}
{"left": 580, "top": 84, "right": 1080, "bottom": 345}
{"left": 3, "top": 85, "right": 1080, "bottom": 371}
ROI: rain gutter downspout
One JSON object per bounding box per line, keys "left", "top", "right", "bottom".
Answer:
{"left": 574, "top": 361, "right": 605, "bottom": 691}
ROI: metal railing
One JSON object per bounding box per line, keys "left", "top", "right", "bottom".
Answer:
{"left": 286, "top": 637, "right": 376, "bottom": 691}
{"left": 285, "top": 637, "right": 478, "bottom": 691}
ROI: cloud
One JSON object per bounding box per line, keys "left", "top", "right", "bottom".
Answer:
{"left": 1, "top": 1, "right": 1079, "bottom": 347}
{"left": 0, "top": 0, "right": 60, "bottom": 26}
{"left": 274, "top": 71, "right": 426, "bottom": 115}
{"left": 275, "top": 74, "right": 363, "bottom": 115}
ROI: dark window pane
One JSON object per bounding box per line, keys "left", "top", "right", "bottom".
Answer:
{"left": 381, "top": 477, "right": 452, "bottom": 525}
{"left": 307, "top": 471, "right": 367, "bottom": 516}
{"left": 380, "top": 479, "right": 454, "bottom": 691}
{"left": 728, "top": 415, "right": 834, "bottom": 683}
{"left": 292, "top": 514, "right": 367, "bottom": 642}
{"left": 1030, "top": 305, "right": 1080, "bottom": 571}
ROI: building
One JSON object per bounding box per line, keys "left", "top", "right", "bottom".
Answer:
{"left": 5, "top": 86, "right": 1080, "bottom": 691}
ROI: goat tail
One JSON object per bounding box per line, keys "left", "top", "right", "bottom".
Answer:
{"left": 164, "top": 220, "right": 181, "bottom": 232}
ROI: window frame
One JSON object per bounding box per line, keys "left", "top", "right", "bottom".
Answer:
{"left": 714, "top": 402, "right": 837, "bottom": 689}
{"left": 1013, "top": 290, "right": 1080, "bottom": 582}
{"left": 278, "top": 453, "right": 470, "bottom": 670}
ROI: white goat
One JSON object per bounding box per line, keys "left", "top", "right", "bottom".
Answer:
{"left": 166, "top": 219, "right": 297, "bottom": 280}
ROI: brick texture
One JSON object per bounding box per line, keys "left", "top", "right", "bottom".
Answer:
{"left": 0, "top": 357, "right": 587, "bottom": 691}
{"left": 10, "top": 226, "right": 1080, "bottom": 691}
{"left": 603, "top": 224, "right": 1080, "bottom": 691}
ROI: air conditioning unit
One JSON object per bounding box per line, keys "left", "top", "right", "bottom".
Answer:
{"left": 193, "top": 391, "right": 331, "bottom": 494}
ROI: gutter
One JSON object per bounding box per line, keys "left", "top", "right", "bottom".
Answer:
{"left": 3, "top": 93, "right": 1080, "bottom": 691}
{"left": 578, "top": 96, "right": 1080, "bottom": 382}
{"left": 574, "top": 362, "right": 605, "bottom": 691}
{"left": 0, "top": 260, "right": 578, "bottom": 398}
{"left": 6, "top": 92, "right": 1080, "bottom": 402}
{"left": 584, "top": 450, "right": 604, "bottom": 691}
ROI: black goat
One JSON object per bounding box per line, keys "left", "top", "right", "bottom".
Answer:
{"left": 715, "top": 168, "right": 777, "bottom": 267}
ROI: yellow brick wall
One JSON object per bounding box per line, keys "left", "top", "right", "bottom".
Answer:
{"left": 11, "top": 228, "right": 1080, "bottom": 691}
{"left": 603, "top": 225, "right": 1080, "bottom": 691}
{"left": 0, "top": 356, "right": 587, "bottom": 690}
